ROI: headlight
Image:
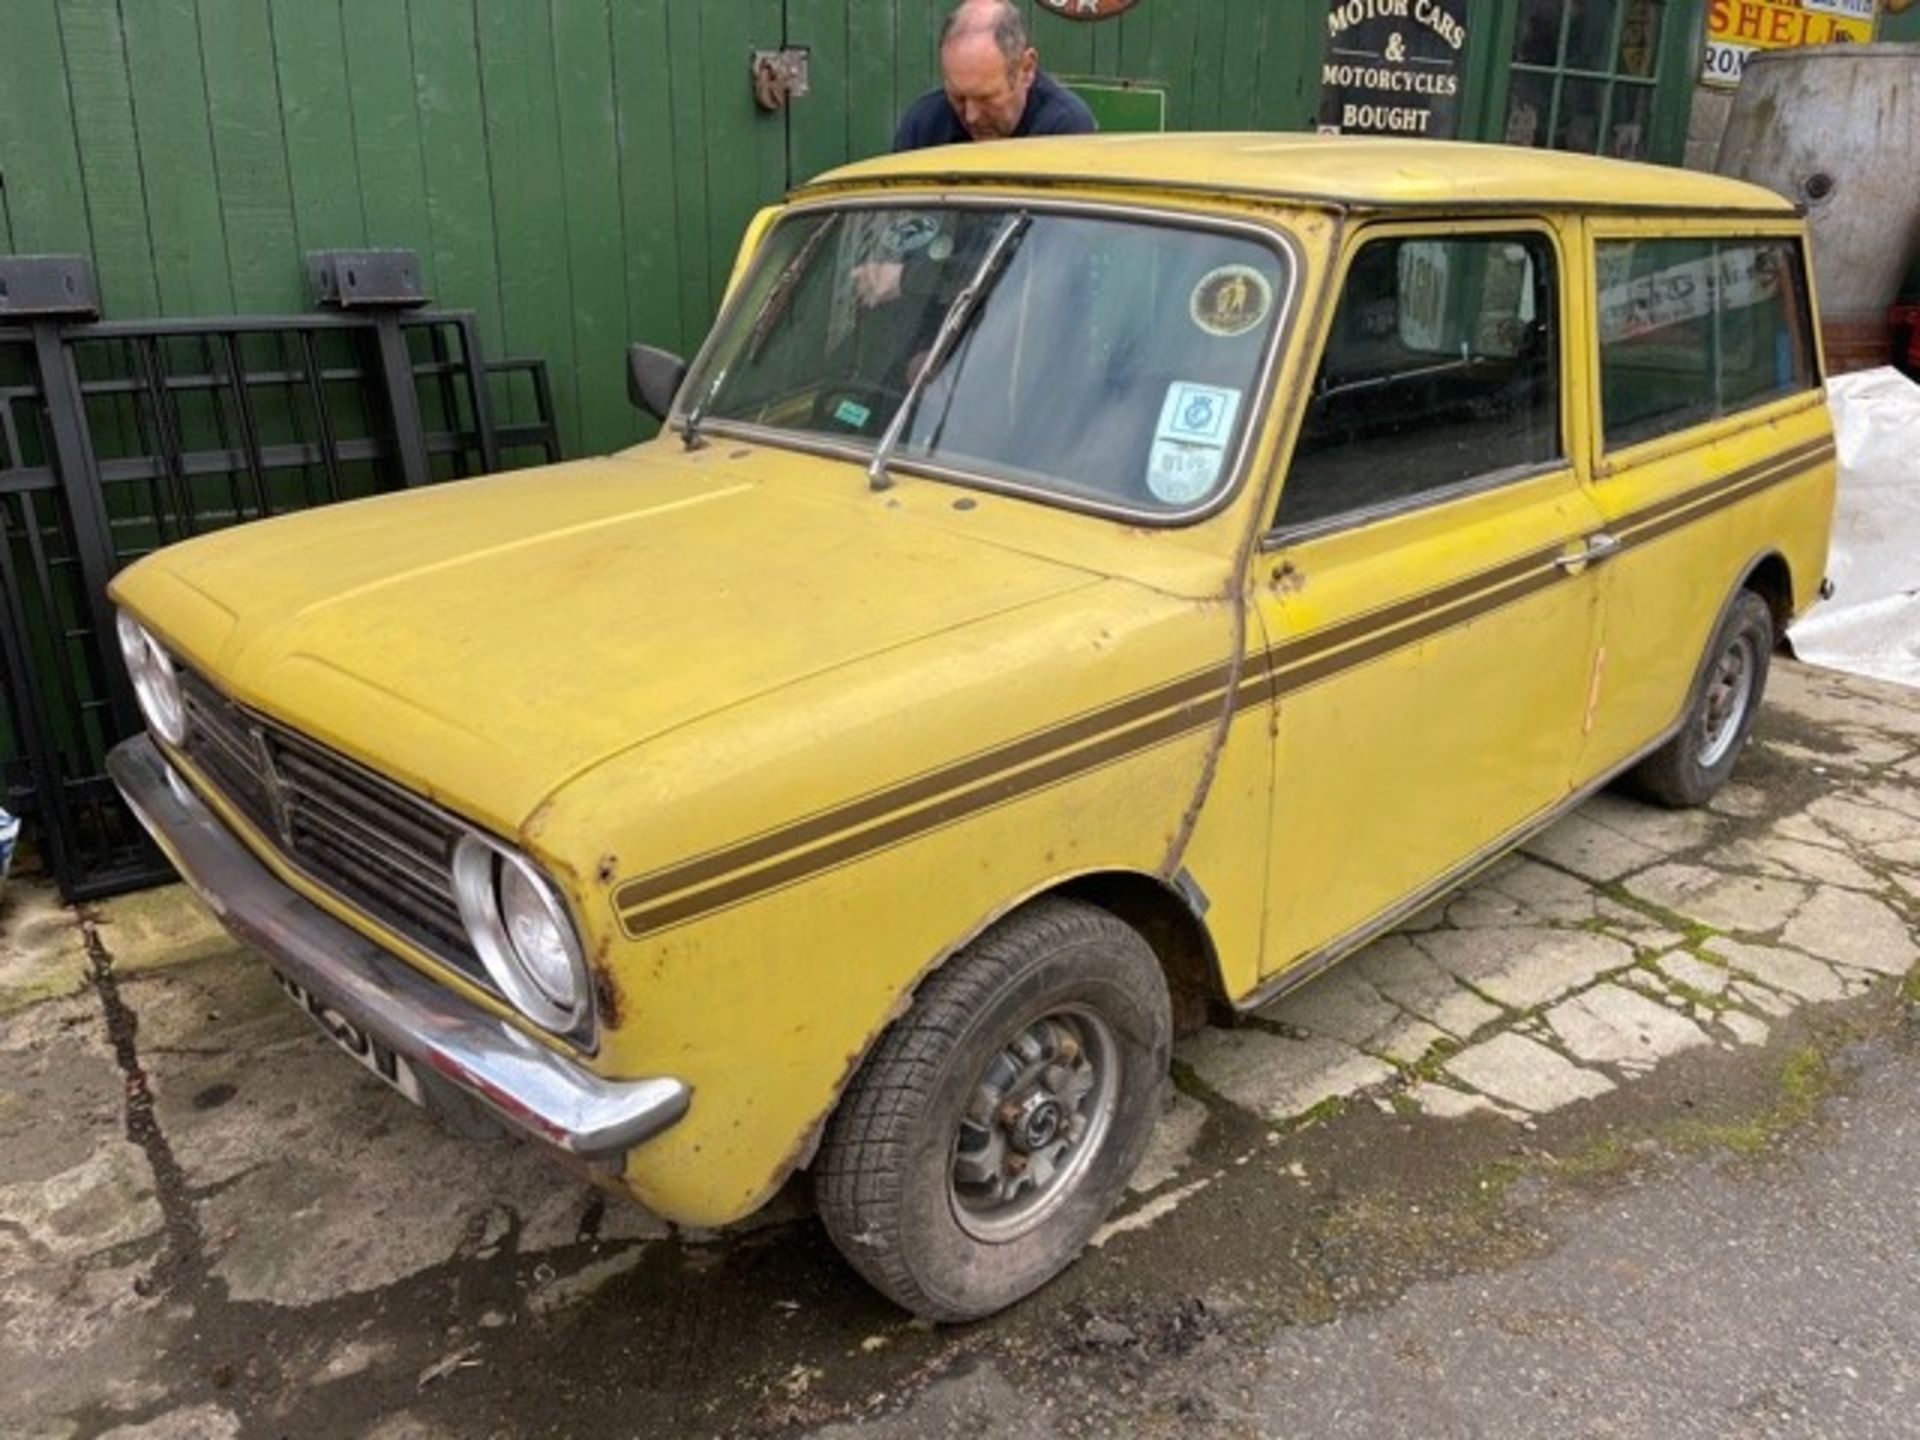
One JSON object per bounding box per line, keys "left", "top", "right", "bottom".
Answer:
{"left": 115, "top": 610, "right": 189, "bottom": 747}
{"left": 451, "top": 834, "right": 588, "bottom": 1033}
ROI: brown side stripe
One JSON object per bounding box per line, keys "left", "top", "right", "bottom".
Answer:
{"left": 1259, "top": 437, "right": 1833, "bottom": 697}
{"left": 1613, "top": 436, "right": 1833, "bottom": 550}
{"left": 1268, "top": 559, "right": 1564, "bottom": 696}
{"left": 614, "top": 439, "right": 1832, "bottom": 937}
{"left": 611, "top": 658, "right": 1237, "bottom": 916}
{"left": 619, "top": 678, "right": 1268, "bottom": 936}
{"left": 1271, "top": 544, "right": 1556, "bottom": 668}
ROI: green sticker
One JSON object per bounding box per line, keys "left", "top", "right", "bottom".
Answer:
{"left": 833, "top": 398, "right": 873, "bottom": 429}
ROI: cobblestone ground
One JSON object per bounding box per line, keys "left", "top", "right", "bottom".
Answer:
{"left": 2, "top": 660, "right": 1917, "bottom": 1438}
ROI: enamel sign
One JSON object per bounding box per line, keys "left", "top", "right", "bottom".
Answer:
{"left": 1318, "top": 0, "right": 1470, "bottom": 139}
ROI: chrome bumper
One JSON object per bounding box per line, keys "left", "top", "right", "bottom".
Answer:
{"left": 108, "top": 735, "right": 690, "bottom": 1158}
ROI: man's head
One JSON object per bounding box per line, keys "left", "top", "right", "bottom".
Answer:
{"left": 939, "top": 1, "right": 1039, "bottom": 142}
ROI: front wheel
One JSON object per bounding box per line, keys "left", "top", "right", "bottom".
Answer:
{"left": 1626, "top": 589, "right": 1774, "bottom": 808}
{"left": 814, "top": 898, "right": 1171, "bottom": 1321}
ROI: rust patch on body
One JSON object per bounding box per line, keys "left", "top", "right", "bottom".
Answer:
{"left": 591, "top": 934, "right": 625, "bottom": 1029}
{"left": 592, "top": 966, "right": 624, "bottom": 1030}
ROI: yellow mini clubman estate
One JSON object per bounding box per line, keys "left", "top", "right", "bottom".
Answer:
{"left": 109, "top": 136, "right": 1835, "bottom": 1320}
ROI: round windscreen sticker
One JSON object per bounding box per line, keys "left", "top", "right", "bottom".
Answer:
{"left": 1190, "top": 265, "right": 1273, "bottom": 338}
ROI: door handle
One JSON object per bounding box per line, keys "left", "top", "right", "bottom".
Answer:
{"left": 1554, "top": 532, "right": 1622, "bottom": 571}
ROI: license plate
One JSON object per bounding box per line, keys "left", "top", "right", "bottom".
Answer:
{"left": 271, "top": 968, "right": 425, "bottom": 1106}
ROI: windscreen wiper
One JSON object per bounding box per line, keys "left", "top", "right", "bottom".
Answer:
{"left": 867, "top": 212, "right": 1031, "bottom": 493}
{"left": 682, "top": 214, "right": 842, "bottom": 450}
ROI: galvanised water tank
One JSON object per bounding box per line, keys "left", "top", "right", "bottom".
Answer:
{"left": 1716, "top": 44, "right": 1920, "bottom": 372}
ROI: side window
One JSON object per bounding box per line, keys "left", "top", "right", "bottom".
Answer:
{"left": 1275, "top": 232, "right": 1562, "bottom": 532}
{"left": 1597, "top": 236, "right": 1816, "bottom": 449}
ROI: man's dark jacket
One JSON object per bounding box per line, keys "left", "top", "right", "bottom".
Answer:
{"left": 894, "top": 69, "right": 1096, "bottom": 151}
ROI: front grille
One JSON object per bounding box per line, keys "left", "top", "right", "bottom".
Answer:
{"left": 177, "top": 668, "right": 488, "bottom": 991}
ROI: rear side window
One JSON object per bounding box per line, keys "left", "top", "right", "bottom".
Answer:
{"left": 1597, "top": 237, "right": 1817, "bottom": 450}
{"left": 1276, "top": 232, "right": 1561, "bottom": 533}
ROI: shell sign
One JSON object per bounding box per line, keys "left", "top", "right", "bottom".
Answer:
{"left": 1036, "top": 0, "right": 1140, "bottom": 18}
{"left": 1702, "top": 0, "right": 1879, "bottom": 88}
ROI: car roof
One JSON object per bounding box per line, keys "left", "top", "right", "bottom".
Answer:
{"left": 798, "top": 133, "right": 1799, "bottom": 218}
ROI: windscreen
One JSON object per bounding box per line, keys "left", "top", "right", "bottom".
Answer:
{"left": 682, "top": 205, "right": 1290, "bottom": 516}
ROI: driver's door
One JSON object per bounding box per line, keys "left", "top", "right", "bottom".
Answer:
{"left": 1254, "top": 221, "right": 1609, "bottom": 976}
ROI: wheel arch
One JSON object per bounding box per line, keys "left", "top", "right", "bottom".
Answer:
{"left": 1740, "top": 548, "right": 1795, "bottom": 637}
{"left": 789, "top": 867, "right": 1224, "bottom": 1183}
{"left": 1053, "top": 869, "right": 1229, "bottom": 1035}
{"left": 1680, "top": 549, "right": 1793, "bottom": 713}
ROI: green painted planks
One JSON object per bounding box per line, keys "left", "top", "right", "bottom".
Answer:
{"left": 612, "top": 0, "right": 687, "bottom": 368}
{"left": 1256, "top": 0, "right": 1322, "bottom": 132}
{"left": 1029, "top": 4, "right": 1097, "bottom": 76}
{"left": 271, "top": 1, "right": 367, "bottom": 251}
{"left": 895, "top": 0, "right": 943, "bottom": 113}
{"left": 846, "top": 0, "right": 899, "bottom": 157}
{"left": 552, "top": 0, "right": 636, "bottom": 452}
{"left": 694, "top": 0, "right": 787, "bottom": 315}
{"left": 1218, "top": 0, "right": 1264, "bottom": 129}
{"left": 1184, "top": 0, "right": 1231, "bottom": 129}
{"left": 662, "top": 0, "right": 715, "bottom": 347}
{"left": 1116, "top": 5, "right": 1156, "bottom": 79}
{"left": 409, "top": 0, "right": 507, "bottom": 353}
{"left": 887, "top": 0, "right": 940, "bottom": 132}
{"left": 477, "top": 0, "right": 581, "bottom": 452}
{"left": 0, "top": 1, "right": 91, "bottom": 257}
{"left": 198, "top": 0, "right": 302, "bottom": 311}
{"left": 1090, "top": 11, "right": 1124, "bottom": 75}
{"left": 6, "top": 0, "right": 1344, "bottom": 478}
{"left": 1146, "top": 0, "right": 1201, "bottom": 129}
{"left": 788, "top": 0, "right": 855, "bottom": 182}
{"left": 57, "top": 0, "right": 160, "bottom": 314}
{"left": 121, "top": 0, "right": 233, "bottom": 314}
{"left": 341, "top": 0, "right": 437, "bottom": 291}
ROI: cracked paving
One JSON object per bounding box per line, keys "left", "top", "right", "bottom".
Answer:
{"left": 3, "top": 660, "right": 1919, "bottom": 1437}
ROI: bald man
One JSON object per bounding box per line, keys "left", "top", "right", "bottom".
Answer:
{"left": 894, "top": 1, "right": 1096, "bottom": 150}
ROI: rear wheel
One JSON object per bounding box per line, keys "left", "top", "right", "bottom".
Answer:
{"left": 815, "top": 898, "right": 1170, "bottom": 1321}
{"left": 1627, "top": 589, "right": 1773, "bottom": 808}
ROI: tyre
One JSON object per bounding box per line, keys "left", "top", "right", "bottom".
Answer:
{"left": 1626, "top": 589, "right": 1773, "bottom": 809}
{"left": 815, "top": 897, "right": 1171, "bottom": 1321}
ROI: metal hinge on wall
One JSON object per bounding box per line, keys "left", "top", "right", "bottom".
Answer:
{"left": 751, "top": 48, "right": 811, "bottom": 112}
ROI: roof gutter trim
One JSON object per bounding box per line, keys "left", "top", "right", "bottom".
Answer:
{"left": 789, "top": 169, "right": 1799, "bottom": 221}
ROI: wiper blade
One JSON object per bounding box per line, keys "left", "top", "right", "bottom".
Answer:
{"left": 683, "top": 214, "right": 842, "bottom": 451}
{"left": 746, "top": 213, "right": 840, "bottom": 360}
{"left": 867, "top": 212, "right": 1031, "bottom": 493}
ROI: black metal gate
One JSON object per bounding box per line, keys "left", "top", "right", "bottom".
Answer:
{"left": 0, "top": 252, "right": 559, "bottom": 900}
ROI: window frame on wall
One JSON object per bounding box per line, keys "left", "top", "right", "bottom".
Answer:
{"left": 1466, "top": 0, "right": 1706, "bottom": 167}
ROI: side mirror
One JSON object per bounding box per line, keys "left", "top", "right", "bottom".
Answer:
{"left": 626, "top": 344, "right": 688, "bottom": 421}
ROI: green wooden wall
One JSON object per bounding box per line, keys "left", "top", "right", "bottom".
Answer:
{"left": 1882, "top": 5, "right": 1920, "bottom": 42}
{"left": 0, "top": 1, "right": 1322, "bottom": 461}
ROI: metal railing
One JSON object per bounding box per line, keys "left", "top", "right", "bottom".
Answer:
{"left": 0, "top": 251, "right": 560, "bottom": 899}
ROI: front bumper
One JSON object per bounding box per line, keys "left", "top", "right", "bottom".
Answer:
{"left": 108, "top": 735, "right": 690, "bottom": 1158}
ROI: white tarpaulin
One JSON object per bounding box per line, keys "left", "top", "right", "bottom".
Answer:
{"left": 1787, "top": 367, "right": 1920, "bottom": 690}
